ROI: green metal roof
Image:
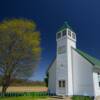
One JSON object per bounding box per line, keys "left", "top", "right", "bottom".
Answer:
{"left": 57, "top": 21, "right": 73, "bottom": 32}
{"left": 75, "top": 48, "right": 100, "bottom": 67}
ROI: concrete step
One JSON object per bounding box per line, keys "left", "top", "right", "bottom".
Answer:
{"left": 95, "top": 96, "right": 100, "bottom": 100}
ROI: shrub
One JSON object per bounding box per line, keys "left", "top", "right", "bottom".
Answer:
{"left": 72, "top": 96, "right": 93, "bottom": 100}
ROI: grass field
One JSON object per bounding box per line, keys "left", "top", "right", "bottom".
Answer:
{"left": 0, "top": 86, "right": 47, "bottom": 92}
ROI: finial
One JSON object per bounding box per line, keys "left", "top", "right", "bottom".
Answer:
{"left": 64, "top": 21, "right": 68, "bottom": 25}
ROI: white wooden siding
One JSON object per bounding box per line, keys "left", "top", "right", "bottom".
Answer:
{"left": 72, "top": 49, "right": 94, "bottom": 96}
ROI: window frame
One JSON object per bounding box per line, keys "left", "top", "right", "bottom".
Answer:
{"left": 72, "top": 32, "right": 76, "bottom": 39}
{"left": 98, "top": 73, "right": 100, "bottom": 87}
{"left": 59, "top": 81, "right": 62, "bottom": 88}
{"left": 62, "top": 80, "right": 65, "bottom": 87}
{"left": 68, "top": 30, "right": 71, "bottom": 37}
{"left": 58, "top": 80, "right": 65, "bottom": 88}
{"left": 62, "top": 30, "right": 66, "bottom": 36}
{"left": 57, "top": 32, "right": 61, "bottom": 39}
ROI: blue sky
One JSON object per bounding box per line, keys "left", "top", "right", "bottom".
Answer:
{"left": 0, "top": 0, "right": 100, "bottom": 81}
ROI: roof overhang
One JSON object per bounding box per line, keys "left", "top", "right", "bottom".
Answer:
{"left": 46, "top": 57, "right": 56, "bottom": 74}
{"left": 93, "top": 65, "right": 100, "bottom": 72}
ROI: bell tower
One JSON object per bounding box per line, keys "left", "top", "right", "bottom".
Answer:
{"left": 56, "top": 22, "right": 76, "bottom": 95}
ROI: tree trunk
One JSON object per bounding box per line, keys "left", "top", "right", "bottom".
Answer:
{"left": 2, "top": 85, "right": 8, "bottom": 93}
{"left": 2, "top": 75, "right": 11, "bottom": 93}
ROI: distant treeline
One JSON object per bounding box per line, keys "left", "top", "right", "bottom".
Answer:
{"left": 0, "top": 78, "right": 46, "bottom": 86}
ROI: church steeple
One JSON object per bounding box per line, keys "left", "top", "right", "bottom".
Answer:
{"left": 57, "top": 21, "right": 73, "bottom": 32}
{"left": 56, "top": 21, "right": 76, "bottom": 42}
{"left": 56, "top": 22, "right": 76, "bottom": 95}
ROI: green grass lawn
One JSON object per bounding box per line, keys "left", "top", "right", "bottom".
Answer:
{"left": 0, "top": 96, "right": 48, "bottom": 100}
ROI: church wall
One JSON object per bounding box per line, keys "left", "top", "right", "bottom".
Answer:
{"left": 48, "top": 59, "right": 56, "bottom": 94}
{"left": 72, "top": 49, "right": 94, "bottom": 96}
{"left": 93, "top": 70, "right": 100, "bottom": 97}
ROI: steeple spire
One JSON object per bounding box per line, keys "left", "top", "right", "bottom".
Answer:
{"left": 57, "top": 21, "right": 73, "bottom": 32}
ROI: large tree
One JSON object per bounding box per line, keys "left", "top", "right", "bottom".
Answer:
{"left": 0, "top": 19, "right": 41, "bottom": 93}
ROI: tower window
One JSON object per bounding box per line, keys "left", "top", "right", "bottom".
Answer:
{"left": 62, "top": 30, "right": 66, "bottom": 36}
{"left": 57, "top": 32, "right": 61, "bottom": 39}
{"left": 72, "top": 32, "right": 76, "bottom": 39}
{"left": 68, "top": 30, "right": 71, "bottom": 37}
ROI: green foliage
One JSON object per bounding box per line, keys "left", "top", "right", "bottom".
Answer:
{"left": 0, "top": 18, "right": 41, "bottom": 93}
{"left": 0, "top": 92, "right": 48, "bottom": 98}
{"left": 72, "top": 96, "right": 93, "bottom": 100}
{"left": 44, "top": 73, "right": 48, "bottom": 87}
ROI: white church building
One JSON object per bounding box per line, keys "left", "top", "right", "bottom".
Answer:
{"left": 47, "top": 22, "right": 100, "bottom": 97}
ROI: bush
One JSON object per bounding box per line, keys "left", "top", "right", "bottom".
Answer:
{"left": 0, "top": 92, "right": 48, "bottom": 97}
{"left": 72, "top": 96, "right": 93, "bottom": 100}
